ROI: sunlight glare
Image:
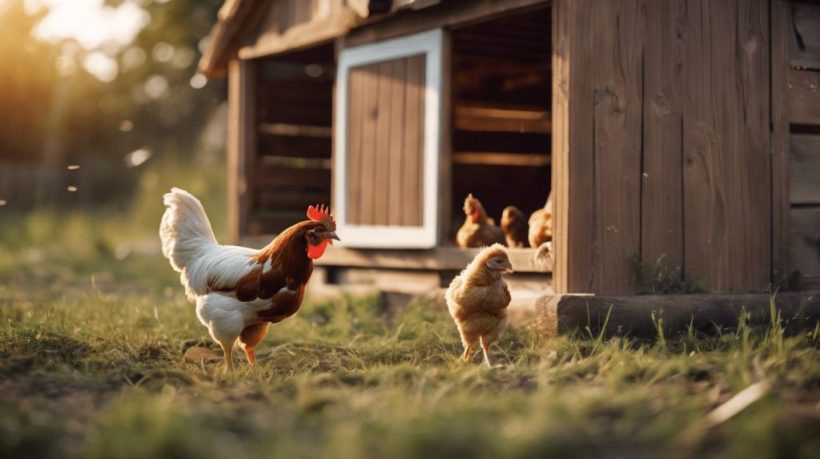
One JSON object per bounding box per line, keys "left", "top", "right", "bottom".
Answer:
{"left": 26, "top": 0, "right": 149, "bottom": 51}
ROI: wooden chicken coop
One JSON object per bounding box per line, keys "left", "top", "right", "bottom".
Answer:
{"left": 201, "top": 0, "right": 820, "bottom": 298}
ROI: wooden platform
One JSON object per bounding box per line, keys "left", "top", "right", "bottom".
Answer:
{"left": 240, "top": 239, "right": 551, "bottom": 273}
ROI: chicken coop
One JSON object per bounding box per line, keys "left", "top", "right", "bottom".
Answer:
{"left": 200, "top": 0, "right": 820, "bottom": 297}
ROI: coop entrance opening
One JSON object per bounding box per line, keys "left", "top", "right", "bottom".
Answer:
{"left": 250, "top": 43, "right": 334, "bottom": 236}
{"left": 448, "top": 5, "right": 552, "bottom": 246}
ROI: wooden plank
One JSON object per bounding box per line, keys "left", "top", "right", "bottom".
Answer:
{"left": 258, "top": 123, "right": 331, "bottom": 137}
{"left": 373, "top": 62, "right": 393, "bottom": 225}
{"left": 790, "top": 2, "right": 820, "bottom": 69}
{"left": 227, "top": 59, "right": 257, "bottom": 242}
{"left": 359, "top": 63, "right": 380, "bottom": 225}
{"left": 772, "top": 0, "right": 793, "bottom": 284}
{"left": 387, "top": 58, "right": 407, "bottom": 226}
{"left": 552, "top": 0, "right": 596, "bottom": 293}
{"left": 789, "top": 68, "right": 820, "bottom": 126}
{"left": 451, "top": 152, "right": 550, "bottom": 167}
{"left": 790, "top": 207, "right": 820, "bottom": 289}
{"left": 590, "top": 0, "right": 642, "bottom": 294}
{"left": 682, "top": 0, "right": 771, "bottom": 292}
{"left": 345, "top": 0, "right": 548, "bottom": 47}
{"left": 453, "top": 107, "right": 551, "bottom": 134}
{"left": 533, "top": 291, "right": 820, "bottom": 339}
{"left": 346, "top": 63, "right": 364, "bottom": 224}
{"left": 640, "top": 0, "right": 684, "bottom": 272}
{"left": 403, "top": 55, "right": 425, "bottom": 227}
{"left": 791, "top": 134, "right": 820, "bottom": 205}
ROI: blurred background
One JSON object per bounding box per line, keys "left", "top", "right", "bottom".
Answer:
{"left": 0, "top": 0, "right": 228, "bottom": 248}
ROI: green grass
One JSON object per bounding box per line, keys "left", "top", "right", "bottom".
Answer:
{"left": 1, "top": 184, "right": 818, "bottom": 458}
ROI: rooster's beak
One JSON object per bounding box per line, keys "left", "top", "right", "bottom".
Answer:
{"left": 504, "top": 262, "right": 514, "bottom": 274}
{"left": 327, "top": 231, "right": 341, "bottom": 242}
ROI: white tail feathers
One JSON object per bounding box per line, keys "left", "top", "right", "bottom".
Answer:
{"left": 159, "top": 188, "right": 218, "bottom": 273}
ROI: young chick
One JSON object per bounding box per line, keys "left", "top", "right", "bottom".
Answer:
{"left": 445, "top": 244, "right": 513, "bottom": 367}
{"left": 528, "top": 193, "right": 553, "bottom": 248}
{"left": 500, "top": 205, "right": 529, "bottom": 248}
{"left": 456, "top": 193, "right": 505, "bottom": 248}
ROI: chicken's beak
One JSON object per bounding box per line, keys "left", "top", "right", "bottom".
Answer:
{"left": 327, "top": 231, "right": 341, "bottom": 242}
{"left": 504, "top": 261, "right": 514, "bottom": 274}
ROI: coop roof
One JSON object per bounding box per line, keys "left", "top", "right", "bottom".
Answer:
{"left": 199, "top": 0, "right": 437, "bottom": 77}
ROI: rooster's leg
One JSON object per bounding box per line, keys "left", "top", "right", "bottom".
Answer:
{"left": 239, "top": 322, "right": 270, "bottom": 365}
{"left": 480, "top": 336, "right": 494, "bottom": 368}
{"left": 218, "top": 340, "right": 235, "bottom": 372}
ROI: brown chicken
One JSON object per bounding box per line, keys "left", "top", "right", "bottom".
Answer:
{"left": 500, "top": 205, "right": 528, "bottom": 248}
{"left": 456, "top": 193, "right": 505, "bottom": 248}
{"left": 160, "top": 188, "right": 339, "bottom": 371}
{"left": 445, "top": 244, "right": 513, "bottom": 367}
{"left": 528, "top": 192, "right": 553, "bottom": 248}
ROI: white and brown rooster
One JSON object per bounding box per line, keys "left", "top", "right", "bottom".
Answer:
{"left": 159, "top": 188, "right": 339, "bottom": 371}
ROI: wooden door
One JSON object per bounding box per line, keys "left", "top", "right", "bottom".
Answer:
{"left": 334, "top": 30, "right": 444, "bottom": 248}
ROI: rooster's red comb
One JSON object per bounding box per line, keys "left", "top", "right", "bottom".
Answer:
{"left": 307, "top": 204, "right": 335, "bottom": 230}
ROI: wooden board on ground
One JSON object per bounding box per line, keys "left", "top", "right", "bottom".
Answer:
{"left": 533, "top": 291, "right": 820, "bottom": 338}
{"left": 790, "top": 207, "right": 820, "bottom": 289}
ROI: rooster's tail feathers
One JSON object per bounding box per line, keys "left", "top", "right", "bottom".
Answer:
{"left": 159, "top": 187, "right": 217, "bottom": 272}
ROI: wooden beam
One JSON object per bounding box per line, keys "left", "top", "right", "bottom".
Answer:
{"left": 227, "top": 59, "right": 257, "bottom": 243}
{"left": 453, "top": 105, "right": 551, "bottom": 134}
{"left": 772, "top": 0, "right": 792, "bottom": 285}
{"left": 344, "top": 0, "right": 548, "bottom": 47}
{"left": 239, "top": 9, "right": 362, "bottom": 60}
{"left": 790, "top": 2, "right": 820, "bottom": 70}
{"left": 533, "top": 291, "right": 820, "bottom": 338}
{"left": 551, "top": 0, "right": 595, "bottom": 293}
{"left": 452, "top": 152, "right": 550, "bottom": 167}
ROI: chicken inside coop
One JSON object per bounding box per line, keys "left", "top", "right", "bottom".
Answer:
{"left": 447, "top": 6, "right": 552, "bottom": 252}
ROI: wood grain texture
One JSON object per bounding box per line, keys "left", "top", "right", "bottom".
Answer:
{"left": 640, "top": 0, "right": 684, "bottom": 273}
{"left": 345, "top": 65, "right": 365, "bottom": 224}
{"left": 551, "top": 0, "right": 595, "bottom": 294}
{"left": 345, "top": 56, "right": 426, "bottom": 227}
{"left": 682, "top": 0, "right": 770, "bottom": 292}
{"left": 789, "top": 68, "right": 820, "bottom": 126}
{"left": 591, "top": 0, "right": 643, "bottom": 294}
{"left": 373, "top": 61, "right": 393, "bottom": 225}
{"left": 791, "top": 134, "right": 820, "bottom": 205}
{"left": 227, "top": 59, "right": 257, "bottom": 243}
{"left": 772, "top": 0, "right": 793, "bottom": 283}
{"left": 789, "top": 207, "right": 820, "bottom": 290}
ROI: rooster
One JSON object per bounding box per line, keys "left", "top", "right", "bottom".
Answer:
{"left": 500, "top": 205, "right": 528, "bottom": 248}
{"left": 159, "top": 188, "right": 339, "bottom": 371}
{"left": 455, "top": 193, "right": 505, "bottom": 248}
{"left": 445, "top": 244, "right": 513, "bottom": 367}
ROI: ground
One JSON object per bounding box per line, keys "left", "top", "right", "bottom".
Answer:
{"left": 1, "top": 206, "right": 818, "bottom": 459}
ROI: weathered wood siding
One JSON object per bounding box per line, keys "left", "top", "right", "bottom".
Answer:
{"left": 553, "top": 0, "right": 772, "bottom": 294}
{"left": 345, "top": 55, "right": 426, "bottom": 227}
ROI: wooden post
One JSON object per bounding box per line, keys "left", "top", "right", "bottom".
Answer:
{"left": 771, "top": 0, "right": 792, "bottom": 286}
{"left": 227, "top": 58, "right": 257, "bottom": 243}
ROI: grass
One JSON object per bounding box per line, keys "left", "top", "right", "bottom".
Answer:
{"left": 0, "top": 171, "right": 818, "bottom": 458}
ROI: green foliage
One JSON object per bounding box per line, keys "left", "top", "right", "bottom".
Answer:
{"left": 631, "top": 254, "right": 706, "bottom": 295}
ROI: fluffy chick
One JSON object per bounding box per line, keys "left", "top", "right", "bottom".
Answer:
{"left": 500, "top": 205, "right": 529, "bottom": 248}
{"left": 456, "top": 193, "right": 505, "bottom": 248}
{"left": 445, "top": 244, "right": 513, "bottom": 367}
